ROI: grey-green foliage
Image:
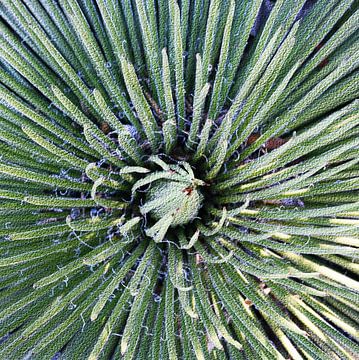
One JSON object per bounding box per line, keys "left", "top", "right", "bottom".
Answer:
{"left": 0, "top": 0, "right": 358, "bottom": 359}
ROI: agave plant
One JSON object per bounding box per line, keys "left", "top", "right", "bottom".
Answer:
{"left": 0, "top": 0, "right": 358, "bottom": 358}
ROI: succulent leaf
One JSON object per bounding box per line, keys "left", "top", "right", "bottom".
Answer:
{"left": 0, "top": 1, "right": 358, "bottom": 359}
